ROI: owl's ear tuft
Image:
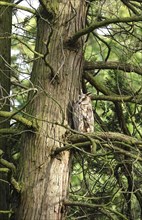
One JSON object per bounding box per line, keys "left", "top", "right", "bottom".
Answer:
{"left": 86, "top": 92, "right": 92, "bottom": 96}
{"left": 86, "top": 92, "right": 93, "bottom": 99}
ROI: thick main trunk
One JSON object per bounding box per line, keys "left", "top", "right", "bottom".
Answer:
{"left": 16, "top": 1, "right": 86, "bottom": 220}
{"left": 0, "top": 1, "right": 12, "bottom": 219}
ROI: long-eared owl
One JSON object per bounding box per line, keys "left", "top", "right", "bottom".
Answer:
{"left": 73, "top": 92, "right": 94, "bottom": 133}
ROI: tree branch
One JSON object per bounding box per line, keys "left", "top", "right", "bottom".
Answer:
{"left": 0, "top": 158, "right": 16, "bottom": 172}
{"left": 13, "top": 35, "right": 44, "bottom": 58}
{"left": 69, "top": 132, "right": 142, "bottom": 146}
{"left": 64, "top": 200, "right": 102, "bottom": 208}
{"left": 52, "top": 141, "right": 92, "bottom": 156}
{"left": 92, "top": 94, "right": 134, "bottom": 103}
{"left": 84, "top": 61, "right": 142, "bottom": 76}
{"left": 0, "top": 210, "right": 12, "bottom": 214}
{"left": 0, "top": 128, "right": 19, "bottom": 134}
{"left": 0, "top": 168, "right": 9, "bottom": 173}
{"left": 64, "top": 201, "right": 128, "bottom": 219}
{"left": 84, "top": 72, "right": 112, "bottom": 95}
{"left": 68, "top": 132, "right": 142, "bottom": 161}
{"left": 0, "top": 35, "right": 44, "bottom": 58}
{"left": 11, "top": 177, "right": 21, "bottom": 193}
{"left": 84, "top": 72, "right": 142, "bottom": 104}
{"left": 85, "top": 71, "right": 142, "bottom": 133}
{"left": 66, "top": 15, "right": 142, "bottom": 44}
{"left": 0, "top": 111, "right": 37, "bottom": 130}
{"left": 121, "top": 0, "right": 140, "bottom": 15}
{"left": 0, "top": 1, "right": 36, "bottom": 14}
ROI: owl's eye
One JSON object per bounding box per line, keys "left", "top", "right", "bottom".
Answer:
{"left": 82, "top": 97, "right": 86, "bottom": 101}
{"left": 78, "top": 95, "right": 82, "bottom": 99}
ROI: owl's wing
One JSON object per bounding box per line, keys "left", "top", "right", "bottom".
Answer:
{"left": 81, "top": 100, "right": 94, "bottom": 132}
{"left": 73, "top": 101, "right": 84, "bottom": 132}
{"left": 86, "top": 105, "right": 94, "bottom": 132}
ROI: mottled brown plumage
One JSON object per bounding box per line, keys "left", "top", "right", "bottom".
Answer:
{"left": 73, "top": 93, "right": 94, "bottom": 133}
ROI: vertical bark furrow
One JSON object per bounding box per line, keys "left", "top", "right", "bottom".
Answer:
{"left": 17, "top": 1, "right": 86, "bottom": 219}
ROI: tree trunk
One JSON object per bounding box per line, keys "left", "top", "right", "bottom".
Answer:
{"left": 16, "top": 1, "right": 86, "bottom": 219}
{"left": 0, "top": 1, "right": 12, "bottom": 219}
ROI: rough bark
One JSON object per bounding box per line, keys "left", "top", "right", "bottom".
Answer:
{"left": 0, "top": 1, "right": 12, "bottom": 219}
{"left": 16, "top": 1, "right": 86, "bottom": 220}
